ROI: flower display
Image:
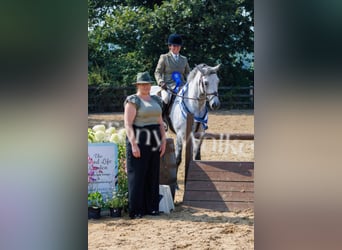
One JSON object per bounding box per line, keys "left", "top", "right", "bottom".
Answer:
{"left": 88, "top": 124, "right": 128, "bottom": 211}
{"left": 88, "top": 125, "right": 126, "bottom": 144}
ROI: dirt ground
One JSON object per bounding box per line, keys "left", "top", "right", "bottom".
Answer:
{"left": 88, "top": 110, "right": 254, "bottom": 250}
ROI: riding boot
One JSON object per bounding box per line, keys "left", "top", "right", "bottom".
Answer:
{"left": 162, "top": 101, "right": 168, "bottom": 116}
{"left": 162, "top": 102, "right": 169, "bottom": 131}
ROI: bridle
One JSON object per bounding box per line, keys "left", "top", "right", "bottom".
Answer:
{"left": 198, "top": 72, "right": 219, "bottom": 102}
{"left": 168, "top": 69, "right": 219, "bottom": 102}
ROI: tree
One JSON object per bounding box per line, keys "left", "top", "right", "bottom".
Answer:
{"left": 88, "top": 0, "right": 254, "bottom": 87}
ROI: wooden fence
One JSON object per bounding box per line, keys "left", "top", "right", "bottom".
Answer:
{"left": 88, "top": 85, "right": 254, "bottom": 113}
{"left": 183, "top": 113, "right": 255, "bottom": 211}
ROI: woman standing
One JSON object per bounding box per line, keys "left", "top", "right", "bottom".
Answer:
{"left": 124, "top": 71, "right": 167, "bottom": 219}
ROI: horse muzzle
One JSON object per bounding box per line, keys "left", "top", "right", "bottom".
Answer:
{"left": 209, "top": 96, "right": 220, "bottom": 110}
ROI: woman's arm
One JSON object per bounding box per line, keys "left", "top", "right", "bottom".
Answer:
{"left": 124, "top": 102, "right": 141, "bottom": 158}
{"left": 158, "top": 115, "right": 167, "bottom": 157}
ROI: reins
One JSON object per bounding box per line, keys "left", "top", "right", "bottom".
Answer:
{"left": 167, "top": 89, "right": 202, "bottom": 100}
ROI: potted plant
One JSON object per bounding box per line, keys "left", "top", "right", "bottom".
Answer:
{"left": 106, "top": 146, "right": 129, "bottom": 217}
{"left": 106, "top": 191, "right": 127, "bottom": 218}
{"left": 88, "top": 191, "right": 104, "bottom": 219}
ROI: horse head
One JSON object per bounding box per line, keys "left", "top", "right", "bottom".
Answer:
{"left": 196, "top": 64, "right": 221, "bottom": 110}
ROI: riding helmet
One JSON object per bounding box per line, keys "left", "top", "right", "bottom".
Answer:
{"left": 167, "top": 34, "right": 183, "bottom": 46}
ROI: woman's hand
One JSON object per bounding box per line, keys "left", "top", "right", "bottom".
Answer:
{"left": 160, "top": 81, "right": 167, "bottom": 90}
{"left": 132, "top": 143, "right": 141, "bottom": 158}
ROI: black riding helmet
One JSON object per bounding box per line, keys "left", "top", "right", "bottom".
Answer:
{"left": 167, "top": 34, "right": 182, "bottom": 46}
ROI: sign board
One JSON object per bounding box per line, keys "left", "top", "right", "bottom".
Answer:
{"left": 88, "top": 143, "right": 118, "bottom": 200}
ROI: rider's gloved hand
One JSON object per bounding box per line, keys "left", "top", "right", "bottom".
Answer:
{"left": 160, "top": 82, "right": 167, "bottom": 90}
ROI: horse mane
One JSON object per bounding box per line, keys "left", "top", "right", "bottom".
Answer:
{"left": 187, "top": 63, "right": 207, "bottom": 83}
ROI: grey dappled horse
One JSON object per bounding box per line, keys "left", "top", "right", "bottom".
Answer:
{"left": 168, "top": 63, "right": 221, "bottom": 167}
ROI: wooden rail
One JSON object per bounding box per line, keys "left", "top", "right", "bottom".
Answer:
{"left": 194, "top": 132, "right": 254, "bottom": 140}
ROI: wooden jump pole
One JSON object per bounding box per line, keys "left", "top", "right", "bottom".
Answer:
{"left": 193, "top": 132, "right": 254, "bottom": 140}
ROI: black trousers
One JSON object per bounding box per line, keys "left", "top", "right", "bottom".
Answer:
{"left": 126, "top": 125, "right": 161, "bottom": 216}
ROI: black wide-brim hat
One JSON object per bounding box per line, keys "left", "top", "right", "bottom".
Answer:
{"left": 132, "top": 71, "right": 154, "bottom": 85}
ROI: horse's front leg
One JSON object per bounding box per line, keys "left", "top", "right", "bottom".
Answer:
{"left": 193, "top": 124, "right": 204, "bottom": 160}
{"left": 193, "top": 137, "right": 202, "bottom": 160}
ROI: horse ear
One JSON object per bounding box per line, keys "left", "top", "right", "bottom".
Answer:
{"left": 205, "top": 64, "right": 221, "bottom": 75}
{"left": 211, "top": 64, "right": 221, "bottom": 72}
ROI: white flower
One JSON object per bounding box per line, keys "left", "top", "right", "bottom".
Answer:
{"left": 106, "top": 127, "right": 116, "bottom": 135}
{"left": 94, "top": 130, "right": 105, "bottom": 142}
{"left": 92, "top": 124, "right": 106, "bottom": 132}
{"left": 110, "top": 134, "right": 120, "bottom": 144}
